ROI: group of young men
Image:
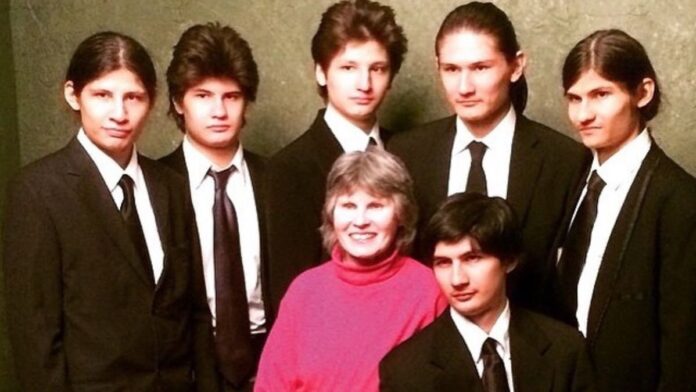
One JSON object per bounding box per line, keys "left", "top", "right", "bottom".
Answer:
{"left": 4, "top": 0, "right": 695, "bottom": 391}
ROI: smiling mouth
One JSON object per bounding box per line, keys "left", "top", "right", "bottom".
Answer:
{"left": 349, "top": 233, "right": 376, "bottom": 241}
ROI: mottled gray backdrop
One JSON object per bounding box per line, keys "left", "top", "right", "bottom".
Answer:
{"left": 2, "top": 0, "right": 696, "bottom": 389}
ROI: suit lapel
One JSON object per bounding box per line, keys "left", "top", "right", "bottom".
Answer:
{"left": 140, "top": 157, "right": 170, "bottom": 289}
{"left": 64, "top": 138, "right": 154, "bottom": 288}
{"left": 424, "top": 117, "right": 457, "bottom": 218}
{"left": 245, "top": 151, "right": 272, "bottom": 317}
{"left": 308, "top": 109, "right": 344, "bottom": 176}
{"left": 586, "top": 145, "right": 662, "bottom": 343}
{"left": 554, "top": 164, "right": 592, "bottom": 254}
{"left": 509, "top": 307, "right": 553, "bottom": 392}
{"left": 430, "top": 312, "right": 485, "bottom": 392}
{"left": 163, "top": 145, "right": 189, "bottom": 180}
{"left": 507, "top": 116, "right": 544, "bottom": 223}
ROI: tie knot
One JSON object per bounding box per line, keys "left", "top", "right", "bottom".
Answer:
{"left": 367, "top": 137, "right": 378, "bottom": 148}
{"left": 208, "top": 166, "right": 236, "bottom": 191}
{"left": 587, "top": 170, "right": 606, "bottom": 194}
{"left": 469, "top": 141, "right": 487, "bottom": 161}
{"left": 118, "top": 174, "right": 135, "bottom": 192}
{"left": 481, "top": 338, "right": 499, "bottom": 358}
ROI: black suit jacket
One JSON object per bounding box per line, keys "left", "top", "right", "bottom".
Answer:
{"left": 380, "top": 307, "right": 595, "bottom": 392}
{"left": 265, "top": 109, "right": 391, "bottom": 314}
{"left": 159, "top": 143, "right": 271, "bottom": 320}
{"left": 388, "top": 115, "right": 589, "bottom": 310}
{"left": 2, "top": 138, "right": 216, "bottom": 391}
{"left": 551, "top": 142, "right": 696, "bottom": 391}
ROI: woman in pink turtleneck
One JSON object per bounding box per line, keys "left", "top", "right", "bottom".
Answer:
{"left": 255, "top": 150, "right": 447, "bottom": 392}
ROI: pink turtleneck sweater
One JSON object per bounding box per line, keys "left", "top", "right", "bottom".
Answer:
{"left": 254, "top": 248, "right": 446, "bottom": 392}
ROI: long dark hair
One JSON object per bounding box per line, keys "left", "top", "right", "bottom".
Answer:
{"left": 65, "top": 31, "right": 156, "bottom": 104}
{"left": 435, "top": 2, "right": 527, "bottom": 113}
{"left": 562, "top": 29, "right": 661, "bottom": 122}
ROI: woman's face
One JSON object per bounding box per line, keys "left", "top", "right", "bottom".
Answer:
{"left": 333, "top": 188, "right": 399, "bottom": 266}
{"left": 565, "top": 69, "right": 653, "bottom": 164}
{"left": 64, "top": 68, "right": 151, "bottom": 167}
{"left": 437, "top": 29, "right": 525, "bottom": 137}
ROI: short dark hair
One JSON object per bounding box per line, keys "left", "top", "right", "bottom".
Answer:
{"left": 423, "top": 192, "right": 522, "bottom": 265}
{"left": 562, "top": 29, "right": 661, "bottom": 122}
{"left": 65, "top": 31, "right": 156, "bottom": 104}
{"left": 167, "top": 22, "right": 259, "bottom": 131}
{"left": 435, "top": 2, "right": 527, "bottom": 113}
{"left": 311, "top": 0, "right": 407, "bottom": 99}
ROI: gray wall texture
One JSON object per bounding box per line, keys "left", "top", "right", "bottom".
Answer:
{"left": 3, "top": 0, "right": 696, "bottom": 388}
{"left": 1, "top": 0, "right": 20, "bottom": 389}
{"left": 9, "top": 0, "right": 696, "bottom": 174}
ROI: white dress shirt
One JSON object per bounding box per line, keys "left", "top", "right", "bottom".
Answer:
{"left": 569, "top": 129, "right": 651, "bottom": 335}
{"left": 182, "top": 136, "right": 266, "bottom": 334}
{"left": 451, "top": 302, "right": 515, "bottom": 392}
{"left": 77, "top": 129, "right": 164, "bottom": 282}
{"left": 324, "top": 103, "right": 383, "bottom": 151}
{"left": 448, "top": 106, "right": 516, "bottom": 198}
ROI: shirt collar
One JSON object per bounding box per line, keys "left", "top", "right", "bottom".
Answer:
{"left": 452, "top": 105, "right": 516, "bottom": 154}
{"left": 77, "top": 128, "right": 140, "bottom": 192}
{"left": 450, "top": 301, "right": 512, "bottom": 361}
{"left": 324, "top": 103, "right": 382, "bottom": 151}
{"left": 592, "top": 128, "right": 651, "bottom": 191}
{"left": 182, "top": 135, "right": 247, "bottom": 189}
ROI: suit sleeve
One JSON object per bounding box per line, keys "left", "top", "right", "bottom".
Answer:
{"left": 570, "top": 337, "right": 597, "bottom": 392}
{"left": 265, "top": 157, "right": 323, "bottom": 315}
{"left": 2, "top": 176, "right": 69, "bottom": 391}
{"left": 657, "top": 183, "right": 696, "bottom": 391}
{"left": 378, "top": 356, "right": 399, "bottom": 392}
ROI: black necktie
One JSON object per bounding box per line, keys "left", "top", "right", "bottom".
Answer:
{"left": 367, "top": 137, "right": 378, "bottom": 148}
{"left": 481, "top": 338, "right": 510, "bottom": 392}
{"left": 208, "top": 167, "right": 254, "bottom": 386}
{"left": 557, "top": 170, "right": 606, "bottom": 321}
{"left": 118, "top": 175, "right": 154, "bottom": 285}
{"left": 467, "top": 141, "right": 488, "bottom": 195}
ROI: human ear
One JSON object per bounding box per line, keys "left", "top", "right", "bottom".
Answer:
{"left": 510, "top": 51, "right": 527, "bottom": 83}
{"left": 635, "top": 77, "right": 655, "bottom": 109}
{"left": 64, "top": 81, "right": 81, "bottom": 111}
{"left": 173, "top": 98, "right": 184, "bottom": 115}
{"left": 315, "top": 64, "right": 327, "bottom": 87}
{"left": 505, "top": 259, "right": 518, "bottom": 273}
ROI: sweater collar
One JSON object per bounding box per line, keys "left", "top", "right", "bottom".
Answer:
{"left": 330, "top": 246, "right": 406, "bottom": 286}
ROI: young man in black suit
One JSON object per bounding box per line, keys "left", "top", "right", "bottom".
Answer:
{"left": 387, "top": 2, "right": 588, "bottom": 311}
{"left": 380, "top": 193, "right": 595, "bottom": 392}
{"left": 159, "top": 23, "right": 269, "bottom": 391}
{"left": 552, "top": 29, "right": 696, "bottom": 391}
{"left": 3, "top": 32, "right": 215, "bottom": 391}
{"left": 266, "top": 0, "right": 408, "bottom": 313}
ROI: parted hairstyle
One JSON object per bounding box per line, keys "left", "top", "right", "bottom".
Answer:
{"left": 167, "top": 22, "right": 259, "bottom": 131}
{"left": 311, "top": 0, "right": 408, "bottom": 99}
{"left": 435, "top": 1, "right": 527, "bottom": 113}
{"left": 65, "top": 31, "right": 156, "bottom": 105}
{"left": 423, "top": 192, "right": 522, "bottom": 265}
{"left": 320, "top": 149, "right": 417, "bottom": 255}
{"left": 562, "top": 29, "right": 661, "bottom": 122}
